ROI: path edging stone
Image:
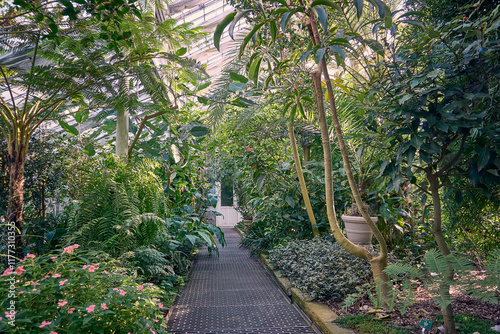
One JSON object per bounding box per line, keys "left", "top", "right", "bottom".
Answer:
{"left": 259, "top": 254, "right": 354, "bottom": 334}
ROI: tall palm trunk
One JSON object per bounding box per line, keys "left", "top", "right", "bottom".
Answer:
{"left": 116, "top": 106, "right": 129, "bottom": 159}
{"left": 7, "top": 142, "right": 28, "bottom": 260}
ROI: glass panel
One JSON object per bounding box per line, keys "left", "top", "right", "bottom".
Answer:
{"left": 221, "top": 177, "right": 233, "bottom": 207}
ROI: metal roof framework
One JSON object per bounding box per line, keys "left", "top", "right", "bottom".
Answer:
{"left": 0, "top": 1, "right": 242, "bottom": 142}
{"left": 164, "top": 0, "right": 246, "bottom": 76}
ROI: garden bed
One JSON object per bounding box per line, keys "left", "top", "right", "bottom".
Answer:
{"left": 329, "top": 282, "right": 500, "bottom": 333}
{"left": 266, "top": 237, "right": 500, "bottom": 333}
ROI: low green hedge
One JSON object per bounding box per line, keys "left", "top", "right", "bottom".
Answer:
{"left": 268, "top": 237, "right": 372, "bottom": 301}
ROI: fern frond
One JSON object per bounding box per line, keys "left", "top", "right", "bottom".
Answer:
{"left": 384, "top": 262, "right": 423, "bottom": 279}
{"left": 424, "top": 249, "right": 450, "bottom": 278}
{"left": 486, "top": 249, "right": 500, "bottom": 276}
{"left": 132, "top": 246, "right": 175, "bottom": 277}
{"left": 445, "top": 253, "right": 474, "bottom": 273}
{"left": 433, "top": 294, "right": 452, "bottom": 311}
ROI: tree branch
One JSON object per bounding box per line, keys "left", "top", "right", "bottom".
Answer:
{"left": 434, "top": 132, "right": 460, "bottom": 166}
{"left": 413, "top": 181, "right": 432, "bottom": 196}
{"left": 22, "top": 36, "right": 40, "bottom": 118}
{"left": 0, "top": 124, "right": 8, "bottom": 139}
{"left": 0, "top": 99, "right": 16, "bottom": 129}
{"left": 0, "top": 1, "right": 60, "bottom": 21}
{"left": 436, "top": 135, "right": 467, "bottom": 176}
{"left": 43, "top": 105, "right": 108, "bottom": 121}
{"left": 127, "top": 105, "right": 177, "bottom": 159}
{"left": 28, "top": 101, "right": 63, "bottom": 134}
{"left": 0, "top": 65, "right": 17, "bottom": 113}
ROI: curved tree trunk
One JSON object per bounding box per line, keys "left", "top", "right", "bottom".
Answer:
{"left": 428, "top": 173, "right": 457, "bottom": 334}
{"left": 301, "top": 0, "right": 389, "bottom": 303}
{"left": 287, "top": 123, "right": 319, "bottom": 236}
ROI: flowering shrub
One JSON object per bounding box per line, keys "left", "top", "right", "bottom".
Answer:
{"left": 0, "top": 245, "right": 168, "bottom": 333}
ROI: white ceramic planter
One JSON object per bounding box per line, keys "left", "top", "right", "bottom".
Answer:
{"left": 341, "top": 215, "right": 378, "bottom": 245}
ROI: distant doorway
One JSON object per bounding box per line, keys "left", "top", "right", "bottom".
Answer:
{"left": 215, "top": 177, "right": 241, "bottom": 227}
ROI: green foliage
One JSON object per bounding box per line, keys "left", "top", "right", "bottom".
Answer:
{"left": 335, "top": 314, "right": 412, "bottom": 334}
{"left": 443, "top": 185, "right": 500, "bottom": 259}
{"left": 0, "top": 247, "right": 168, "bottom": 333}
{"left": 268, "top": 237, "right": 372, "bottom": 300}
{"left": 62, "top": 153, "right": 225, "bottom": 279}
{"left": 433, "top": 314, "right": 497, "bottom": 334}
{"left": 471, "top": 248, "right": 500, "bottom": 304}
{"left": 371, "top": 2, "right": 500, "bottom": 196}
{"left": 121, "top": 246, "right": 175, "bottom": 278}
{"left": 367, "top": 248, "right": 500, "bottom": 315}
{"left": 345, "top": 248, "right": 499, "bottom": 316}
{"left": 165, "top": 215, "right": 225, "bottom": 256}
{"left": 65, "top": 156, "right": 167, "bottom": 257}
{"left": 405, "top": 0, "right": 500, "bottom": 25}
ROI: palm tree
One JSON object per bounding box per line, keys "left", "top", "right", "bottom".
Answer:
{"left": 0, "top": 1, "right": 203, "bottom": 259}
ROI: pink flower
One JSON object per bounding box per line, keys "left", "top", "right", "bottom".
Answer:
{"left": 59, "top": 279, "right": 68, "bottom": 286}
{"left": 50, "top": 256, "right": 58, "bottom": 260}
{"left": 247, "top": 147, "right": 252, "bottom": 151}
{"left": 103, "top": 270, "right": 109, "bottom": 274}
{"left": 18, "top": 291, "right": 24, "bottom": 295}
{"left": 67, "top": 308, "right": 75, "bottom": 314}
{"left": 101, "top": 303, "right": 108, "bottom": 310}
{"left": 1, "top": 268, "right": 13, "bottom": 276}
{"left": 119, "top": 290, "right": 126, "bottom": 296}
{"left": 58, "top": 300, "right": 68, "bottom": 307}
{"left": 50, "top": 332, "right": 58, "bottom": 334}
{"left": 39, "top": 320, "right": 51, "bottom": 328}
{"left": 20, "top": 253, "right": 36, "bottom": 262}
{"left": 52, "top": 273, "right": 61, "bottom": 278}
{"left": 158, "top": 303, "right": 164, "bottom": 309}
{"left": 82, "top": 265, "right": 89, "bottom": 270}
{"left": 154, "top": 319, "right": 159, "bottom": 322}
{"left": 14, "top": 266, "right": 26, "bottom": 275}
{"left": 33, "top": 289, "right": 37, "bottom": 292}
{"left": 86, "top": 305, "right": 95, "bottom": 313}
{"left": 150, "top": 330, "right": 156, "bottom": 334}
{"left": 137, "top": 285, "right": 144, "bottom": 291}
{"left": 112, "top": 287, "right": 118, "bottom": 291}
{"left": 61, "top": 244, "right": 79, "bottom": 255}
{"left": 5, "top": 311, "right": 16, "bottom": 318}
{"left": 88, "top": 265, "right": 96, "bottom": 273}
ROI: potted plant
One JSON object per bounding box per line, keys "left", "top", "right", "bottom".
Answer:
{"left": 341, "top": 202, "right": 378, "bottom": 245}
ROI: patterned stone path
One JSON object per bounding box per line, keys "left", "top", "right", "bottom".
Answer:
{"left": 166, "top": 228, "right": 316, "bottom": 334}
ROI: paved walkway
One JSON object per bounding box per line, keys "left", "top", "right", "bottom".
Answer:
{"left": 166, "top": 228, "right": 316, "bottom": 334}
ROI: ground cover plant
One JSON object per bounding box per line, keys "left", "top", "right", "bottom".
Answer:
{"left": 268, "top": 238, "right": 372, "bottom": 301}
{"left": 335, "top": 314, "right": 412, "bottom": 334}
